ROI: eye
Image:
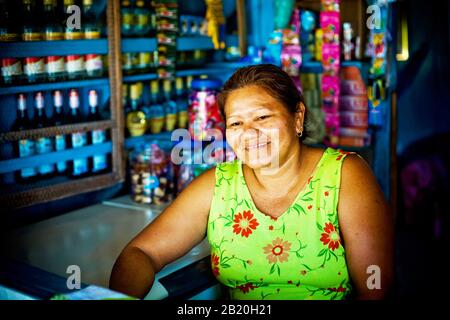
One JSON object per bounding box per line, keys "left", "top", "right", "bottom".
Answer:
{"left": 228, "top": 121, "right": 242, "bottom": 128}
{"left": 257, "top": 115, "right": 271, "bottom": 120}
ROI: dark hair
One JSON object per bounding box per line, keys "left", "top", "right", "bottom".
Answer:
{"left": 217, "top": 64, "right": 308, "bottom": 140}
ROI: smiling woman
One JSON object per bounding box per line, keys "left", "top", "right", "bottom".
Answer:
{"left": 109, "top": 64, "right": 394, "bottom": 300}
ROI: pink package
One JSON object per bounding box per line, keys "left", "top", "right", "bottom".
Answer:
{"left": 339, "top": 111, "right": 368, "bottom": 128}
{"left": 339, "top": 95, "right": 368, "bottom": 112}
{"left": 322, "top": 44, "right": 340, "bottom": 76}
{"left": 322, "top": 75, "right": 340, "bottom": 112}
{"left": 281, "top": 45, "right": 302, "bottom": 77}
{"left": 320, "top": 12, "right": 340, "bottom": 45}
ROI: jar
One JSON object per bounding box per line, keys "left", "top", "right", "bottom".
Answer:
{"left": 129, "top": 143, "right": 173, "bottom": 205}
{"left": 188, "top": 77, "right": 224, "bottom": 141}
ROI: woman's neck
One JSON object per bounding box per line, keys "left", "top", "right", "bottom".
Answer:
{"left": 247, "top": 143, "right": 307, "bottom": 194}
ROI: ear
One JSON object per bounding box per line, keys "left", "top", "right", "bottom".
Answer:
{"left": 295, "top": 102, "right": 306, "bottom": 133}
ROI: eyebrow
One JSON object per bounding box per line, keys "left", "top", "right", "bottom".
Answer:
{"left": 226, "top": 105, "right": 273, "bottom": 119}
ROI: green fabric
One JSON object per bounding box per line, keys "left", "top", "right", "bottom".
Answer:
{"left": 207, "top": 147, "right": 354, "bottom": 300}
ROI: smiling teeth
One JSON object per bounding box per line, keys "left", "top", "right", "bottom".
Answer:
{"left": 246, "top": 143, "right": 269, "bottom": 149}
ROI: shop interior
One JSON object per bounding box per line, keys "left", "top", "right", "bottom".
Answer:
{"left": 0, "top": 0, "right": 449, "bottom": 300}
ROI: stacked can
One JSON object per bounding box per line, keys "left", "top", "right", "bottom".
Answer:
{"left": 188, "top": 77, "right": 224, "bottom": 141}
{"left": 129, "top": 143, "right": 173, "bottom": 205}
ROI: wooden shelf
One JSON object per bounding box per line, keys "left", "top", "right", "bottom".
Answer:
{"left": 0, "top": 120, "right": 114, "bottom": 143}
{"left": 121, "top": 35, "right": 239, "bottom": 53}
{"left": 0, "top": 141, "right": 112, "bottom": 175}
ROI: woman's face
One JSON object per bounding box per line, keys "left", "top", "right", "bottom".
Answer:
{"left": 224, "top": 85, "right": 303, "bottom": 170}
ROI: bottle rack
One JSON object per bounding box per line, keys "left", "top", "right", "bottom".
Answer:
{"left": 0, "top": 0, "right": 124, "bottom": 209}
{"left": 0, "top": 0, "right": 247, "bottom": 209}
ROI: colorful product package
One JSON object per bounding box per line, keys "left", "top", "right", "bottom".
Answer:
{"left": 322, "top": 75, "right": 340, "bottom": 112}
{"left": 339, "top": 95, "right": 368, "bottom": 112}
{"left": 281, "top": 45, "right": 302, "bottom": 77}
{"left": 321, "top": 0, "right": 340, "bottom": 12}
{"left": 320, "top": 11, "right": 340, "bottom": 45}
{"left": 322, "top": 44, "right": 340, "bottom": 76}
{"left": 339, "top": 111, "right": 368, "bottom": 128}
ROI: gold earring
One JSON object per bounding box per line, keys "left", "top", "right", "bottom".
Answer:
{"left": 296, "top": 131, "right": 303, "bottom": 138}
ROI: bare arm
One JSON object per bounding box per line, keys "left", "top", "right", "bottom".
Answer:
{"left": 338, "top": 154, "right": 394, "bottom": 300}
{"left": 109, "top": 167, "right": 215, "bottom": 299}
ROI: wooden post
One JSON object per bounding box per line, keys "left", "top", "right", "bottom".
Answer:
{"left": 236, "top": 0, "right": 248, "bottom": 57}
{"left": 107, "top": 0, "right": 125, "bottom": 182}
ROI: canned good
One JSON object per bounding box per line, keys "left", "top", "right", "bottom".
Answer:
{"left": 188, "top": 77, "right": 224, "bottom": 140}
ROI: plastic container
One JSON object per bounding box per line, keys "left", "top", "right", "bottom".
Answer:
{"left": 129, "top": 143, "right": 174, "bottom": 205}
{"left": 188, "top": 76, "right": 224, "bottom": 141}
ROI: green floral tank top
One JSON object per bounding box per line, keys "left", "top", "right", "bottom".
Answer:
{"left": 207, "top": 147, "right": 354, "bottom": 300}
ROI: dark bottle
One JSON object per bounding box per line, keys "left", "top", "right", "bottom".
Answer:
{"left": 1, "top": 58, "right": 23, "bottom": 85}
{"left": 13, "top": 94, "right": 37, "bottom": 182}
{"left": 134, "top": 0, "right": 150, "bottom": 36}
{"left": 87, "top": 90, "right": 109, "bottom": 174}
{"left": 46, "top": 56, "right": 66, "bottom": 82}
{"left": 175, "top": 77, "right": 188, "bottom": 129}
{"left": 0, "top": 0, "right": 20, "bottom": 42}
{"left": 83, "top": 0, "right": 101, "bottom": 39}
{"left": 121, "top": 0, "right": 135, "bottom": 37}
{"left": 23, "top": 57, "right": 46, "bottom": 84}
{"left": 68, "top": 89, "right": 89, "bottom": 177}
{"left": 64, "top": 0, "right": 84, "bottom": 40}
{"left": 34, "top": 92, "right": 56, "bottom": 177}
{"left": 85, "top": 54, "right": 104, "bottom": 78}
{"left": 22, "top": 0, "right": 43, "bottom": 41}
{"left": 53, "top": 90, "right": 68, "bottom": 174}
{"left": 43, "top": 0, "right": 64, "bottom": 40}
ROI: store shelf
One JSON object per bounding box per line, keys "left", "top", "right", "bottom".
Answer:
{"left": 121, "top": 38, "right": 157, "bottom": 53}
{"left": 0, "top": 78, "right": 109, "bottom": 96}
{"left": 0, "top": 120, "right": 114, "bottom": 143}
{"left": 122, "top": 73, "right": 158, "bottom": 82}
{"left": 125, "top": 132, "right": 174, "bottom": 149}
{"left": 0, "top": 141, "right": 112, "bottom": 175}
{"left": 121, "top": 35, "right": 239, "bottom": 53}
{"left": 122, "top": 68, "right": 231, "bottom": 83}
{"left": 0, "top": 39, "right": 108, "bottom": 59}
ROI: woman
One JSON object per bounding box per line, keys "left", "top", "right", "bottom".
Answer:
{"left": 110, "top": 64, "right": 394, "bottom": 300}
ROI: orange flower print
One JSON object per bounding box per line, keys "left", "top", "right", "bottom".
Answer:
{"left": 320, "top": 222, "right": 341, "bottom": 251}
{"left": 236, "top": 283, "right": 256, "bottom": 294}
{"left": 336, "top": 150, "right": 351, "bottom": 161}
{"left": 233, "top": 210, "right": 259, "bottom": 238}
{"left": 324, "top": 191, "right": 329, "bottom": 197}
{"left": 263, "top": 237, "right": 292, "bottom": 263}
{"left": 211, "top": 253, "right": 220, "bottom": 277}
